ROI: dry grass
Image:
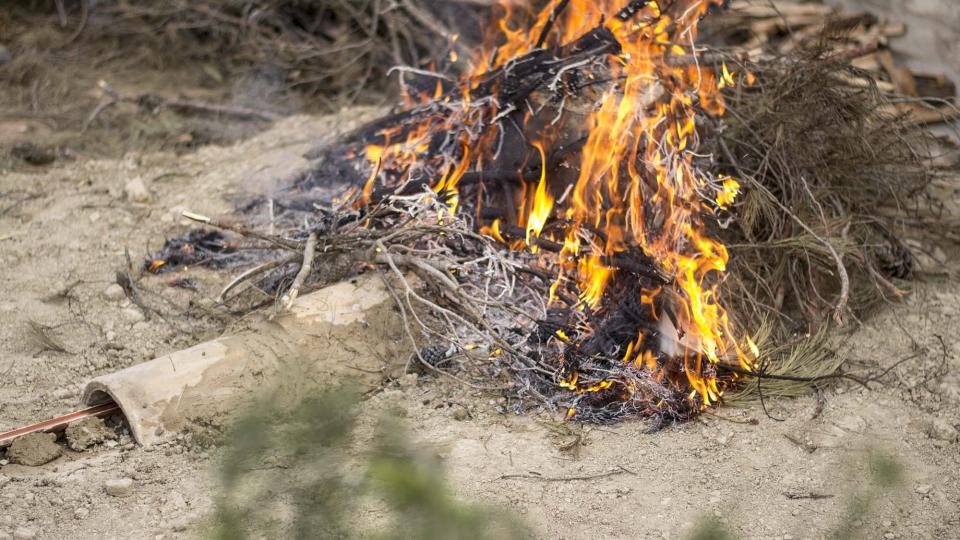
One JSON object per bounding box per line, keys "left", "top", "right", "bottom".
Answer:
{"left": 49, "top": 0, "right": 483, "bottom": 111}
{"left": 706, "top": 50, "right": 941, "bottom": 399}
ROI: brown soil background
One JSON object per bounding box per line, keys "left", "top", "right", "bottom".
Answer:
{"left": 1, "top": 2, "right": 959, "bottom": 539}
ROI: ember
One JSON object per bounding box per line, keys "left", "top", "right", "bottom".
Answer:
{"left": 145, "top": 229, "right": 240, "bottom": 273}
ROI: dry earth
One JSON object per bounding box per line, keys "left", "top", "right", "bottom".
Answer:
{"left": 2, "top": 1, "right": 960, "bottom": 538}
{"left": 0, "top": 109, "right": 958, "bottom": 540}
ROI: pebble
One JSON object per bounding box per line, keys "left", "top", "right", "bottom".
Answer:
{"left": 74, "top": 507, "right": 89, "bottom": 520}
{"left": 124, "top": 176, "right": 152, "bottom": 203}
{"left": 103, "top": 284, "right": 126, "bottom": 302}
{"left": 105, "top": 477, "right": 135, "bottom": 498}
{"left": 121, "top": 307, "right": 145, "bottom": 323}
{"left": 0, "top": 44, "right": 11, "bottom": 66}
{"left": 924, "top": 418, "right": 958, "bottom": 443}
{"left": 915, "top": 484, "right": 933, "bottom": 495}
{"left": 12, "top": 528, "right": 36, "bottom": 540}
{"left": 451, "top": 405, "right": 469, "bottom": 421}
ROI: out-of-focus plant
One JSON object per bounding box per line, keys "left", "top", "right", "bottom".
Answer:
{"left": 209, "top": 387, "right": 530, "bottom": 539}
{"left": 685, "top": 448, "right": 906, "bottom": 540}
{"left": 829, "top": 449, "right": 906, "bottom": 540}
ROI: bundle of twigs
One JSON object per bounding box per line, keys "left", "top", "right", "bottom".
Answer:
{"left": 55, "top": 0, "right": 485, "bottom": 109}
{"left": 708, "top": 52, "right": 933, "bottom": 334}
{"left": 144, "top": 1, "right": 947, "bottom": 423}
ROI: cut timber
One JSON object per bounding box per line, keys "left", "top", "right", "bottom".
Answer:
{"left": 81, "top": 274, "right": 410, "bottom": 446}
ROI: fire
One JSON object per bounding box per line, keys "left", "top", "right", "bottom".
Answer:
{"left": 358, "top": 0, "right": 759, "bottom": 414}
{"left": 525, "top": 142, "right": 554, "bottom": 248}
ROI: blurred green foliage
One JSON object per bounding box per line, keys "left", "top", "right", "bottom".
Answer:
{"left": 829, "top": 449, "right": 906, "bottom": 540}
{"left": 209, "top": 388, "right": 530, "bottom": 539}
{"left": 682, "top": 448, "right": 907, "bottom": 540}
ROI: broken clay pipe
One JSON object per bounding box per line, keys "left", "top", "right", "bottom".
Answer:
{"left": 80, "top": 274, "right": 410, "bottom": 446}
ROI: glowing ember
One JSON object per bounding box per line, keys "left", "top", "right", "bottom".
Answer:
{"left": 355, "top": 0, "right": 761, "bottom": 418}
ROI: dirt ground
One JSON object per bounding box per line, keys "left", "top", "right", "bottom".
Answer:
{"left": 2, "top": 4, "right": 960, "bottom": 540}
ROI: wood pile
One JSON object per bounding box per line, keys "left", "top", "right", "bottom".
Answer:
{"left": 704, "top": 0, "right": 957, "bottom": 126}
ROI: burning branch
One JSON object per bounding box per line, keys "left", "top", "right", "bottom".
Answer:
{"left": 145, "top": 0, "right": 941, "bottom": 424}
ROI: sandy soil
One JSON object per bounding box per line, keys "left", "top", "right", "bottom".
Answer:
{"left": 0, "top": 109, "right": 958, "bottom": 539}
{"left": 2, "top": 1, "right": 960, "bottom": 538}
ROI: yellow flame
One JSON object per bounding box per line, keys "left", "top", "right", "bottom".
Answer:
{"left": 359, "top": 0, "right": 751, "bottom": 409}
{"left": 525, "top": 142, "right": 554, "bottom": 248}
{"left": 716, "top": 177, "right": 740, "bottom": 209}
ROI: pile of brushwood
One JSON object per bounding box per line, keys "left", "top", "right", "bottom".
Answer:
{"left": 145, "top": 2, "right": 947, "bottom": 424}
{"left": 34, "top": 0, "right": 485, "bottom": 109}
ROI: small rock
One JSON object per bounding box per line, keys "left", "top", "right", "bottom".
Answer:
{"left": 74, "top": 507, "right": 89, "bottom": 520}
{"left": 398, "top": 373, "right": 418, "bottom": 388}
{"left": 124, "top": 177, "right": 152, "bottom": 203}
{"left": 884, "top": 533, "right": 895, "bottom": 540}
{"left": 168, "top": 514, "right": 193, "bottom": 532}
{"left": 451, "top": 405, "right": 469, "bottom": 421}
{"left": 121, "top": 307, "right": 145, "bottom": 323}
{"left": 65, "top": 417, "right": 117, "bottom": 451}
{"left": 7, "top": 433, "right": 62, "bottom": 466}
{"left": 12, "top": 528, "right": 36, "bottom": 540}
{"left": 103, "top": 284, "right": 126, "bottom": 302}
{"left": 924, "top": 419, "right": 958, "bottom": 443}
{"left": 132, "top": 321, "right": 150, "bottom": 333}
{"left": 0, "top": 44, "right": 12, "bottom": 66}
{"left": 11, "top": 143, "right": 56, "bottom": 166}
{"left": 105, "top": 477, "right": 135, "bottom": 498}
{"left": 915, "top": 484, "right": 933, "bottom": 495}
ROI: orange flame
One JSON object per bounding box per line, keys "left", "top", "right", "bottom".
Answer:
{"left": 361, "top": 0, "right": 758, "bottom": 409}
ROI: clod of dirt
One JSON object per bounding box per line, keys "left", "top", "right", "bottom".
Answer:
{"left": 65, "top": 417, "right": 117, "bottom": 451}
{"left": 451, "top": 405, "right": 469, "bottom": 421}
{"left": 121, "top": 307, "right": 145, "bottom": 323}
{"left": 12, "top": 527, "right": 36, "bottom": 539}
{"left": 10, "top": 143, "right": 56, "bottom": 166}
{"left": 104, "top": 477, "right": 135, "bottom": 498}
{"left": 102, "top": 283, "right": 126, "bottom": 302}
{"left": 6, "top": 432, "right": 62, "bottom": 466}
{"left": 124, "top": 176, "right": 152, "bottom": 203}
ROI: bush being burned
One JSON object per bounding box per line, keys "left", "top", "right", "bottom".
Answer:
{"left": 148, "top": 0, "right": 934, "bottom": 424}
